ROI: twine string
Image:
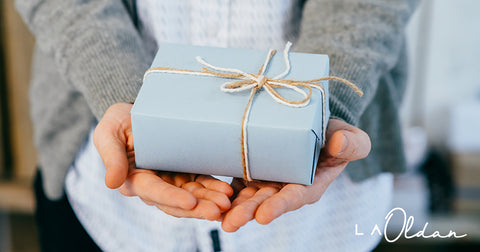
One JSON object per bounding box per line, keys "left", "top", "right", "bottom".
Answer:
{"left": 143, "top": 42, "right": 363, "bottom": 181}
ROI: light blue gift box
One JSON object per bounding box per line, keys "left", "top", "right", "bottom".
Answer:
{"left": 131, "top": 43, "right": 329, "bottom": 185}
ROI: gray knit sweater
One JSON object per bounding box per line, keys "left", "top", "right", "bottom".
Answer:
{"left": 16, "top": 0, "right": 417, "bottom": 200}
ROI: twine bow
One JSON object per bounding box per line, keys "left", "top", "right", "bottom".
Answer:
{"left": 143, "top": 42, "right": 363, "bottom": 181}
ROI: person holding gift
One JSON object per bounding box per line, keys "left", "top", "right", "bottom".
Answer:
{"left": 16, "top": 0, "right": 418, "bottom": 251}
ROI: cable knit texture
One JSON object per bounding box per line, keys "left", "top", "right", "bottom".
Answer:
{"left": 15, "top": 0, "right": 417, "bottom": 199}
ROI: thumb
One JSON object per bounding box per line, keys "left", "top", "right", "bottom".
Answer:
{"left": 93, "top": 104, "right": 132, "bottom": 189}
{"left": 326, "top": 123, "right": 371, "bottom": 161}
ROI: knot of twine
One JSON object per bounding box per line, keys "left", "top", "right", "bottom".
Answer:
{"left": 143, "top": 42, "right": 363, "bottom": 181}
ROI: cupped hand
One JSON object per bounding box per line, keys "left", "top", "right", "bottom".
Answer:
{"left": 221, "top": 118, "right": 371, "bottom": 232}
{"left": 94, "top": 103, "right": 233, "bottom": 221}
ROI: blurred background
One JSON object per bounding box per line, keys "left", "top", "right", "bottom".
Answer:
{"left": 0, "top": 0, "right": 479, "bottom": 251}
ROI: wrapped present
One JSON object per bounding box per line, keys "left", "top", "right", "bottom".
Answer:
{"left": 131, "top": 43, "right": 359, "bottom": 184}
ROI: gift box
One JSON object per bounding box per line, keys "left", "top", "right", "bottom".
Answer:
{"left": 131, "top": 43, "right": 330, "bottom": 185}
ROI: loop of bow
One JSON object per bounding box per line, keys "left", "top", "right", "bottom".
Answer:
{"left": 194, "top": 43, "right": 362, "bottom": 109}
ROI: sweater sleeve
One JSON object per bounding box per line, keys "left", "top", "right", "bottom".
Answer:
{"left": 295, "top": 0, "right": 418, "bottom": 126}
{"left": 15, "top": 0, "right": 149, "bottom": 120}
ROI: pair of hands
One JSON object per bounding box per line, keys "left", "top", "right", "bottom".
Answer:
{"left": 94, "top": 103, "right": 370, "bottom": 232}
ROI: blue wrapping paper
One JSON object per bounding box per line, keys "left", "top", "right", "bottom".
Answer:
{"left": 131, "top": 43, "right": 330, "bottom": 185}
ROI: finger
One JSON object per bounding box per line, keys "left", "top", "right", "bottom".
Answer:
{"left": 328, "top": 130, "right": 370, "bottom": 161}
{"left": 222, "top": 187, "right": 258, "bottom": 232}
{"left": 182, "top": 182, "right": 231, "bottom": 211}
{"left": 172, "top": 173, "right": 191, "bottom": 187}
{"left": 195, "top": 175, "right": 234, "bottom": 197}
{"left": 155, "top": 199, "right": 222, "bottom": 221}
{"left": 222, "top": 186, "right": 258, "bottom": 224}
{"left": 122, "top": 170, "right": 197, "bottom": 210}
{"left": 94, "top": 104, "right": 133, "bottom": 189}
{"left": 94, "top": 122, "right": 129, "bottom": 189}
{"left": 231, "top": 187, "right": 257, "bottom": 208}
{"left": 255, "top": 184, "right": 307, "bottom": 225}
{"left": 222, "top": 187, "right": 278, "bottom": 232}
{"left": 325, "top": 120, "right": 371, "bottom": 161}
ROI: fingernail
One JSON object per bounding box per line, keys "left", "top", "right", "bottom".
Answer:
{"left": 337, "top": 134, "right": 348, "bottom": 156}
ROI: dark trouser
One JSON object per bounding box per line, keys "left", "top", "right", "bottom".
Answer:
{"left": 34, "top": 170, "right": 101, "bottom": 252}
